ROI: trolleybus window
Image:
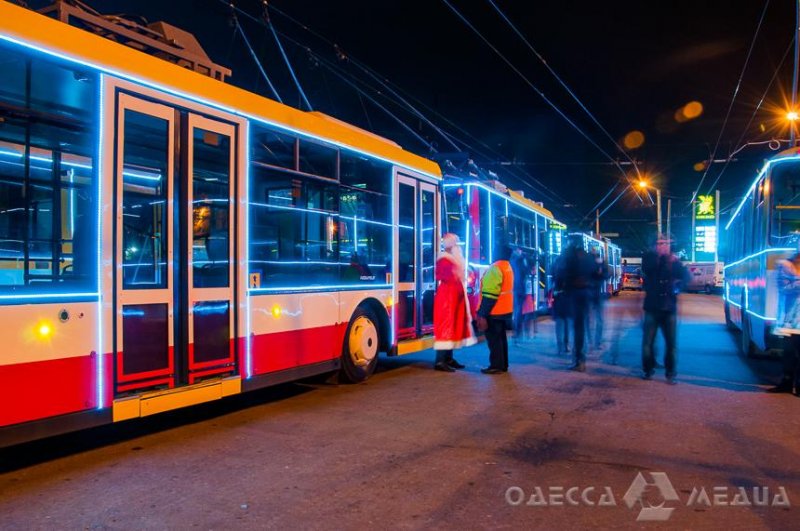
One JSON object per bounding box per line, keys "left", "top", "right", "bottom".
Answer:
{"left": 0, "top": 44, "right": 97, "bottom": 294}
{"left": 339, "top": 152, "right": 391, "bottom": 284}
{"left": 121, "top": 110, "right": 169, "bottom": 289}
{"left": 252, "top": 127, "right": 296, "bottom": 170}
{"left": 299, "top": 140, "right": 337, "bottom": 180}
{"left": 249, "top": 166, "right": 339, "bottom": 288}
{"left": 192, "top": 128, "right": 231, "bottom": 288}
{"left": 771, "top": 164, "right": 800, "bottom": 246}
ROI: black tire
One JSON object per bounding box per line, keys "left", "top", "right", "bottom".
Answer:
{"left": 340, "top": 306, "right": 381, "bottom": 383}
{"left": 724, "top": 301, "right": 736, "bottom": 331}
{"left": 704, "top": 284, "right": 712, "bottom": 295}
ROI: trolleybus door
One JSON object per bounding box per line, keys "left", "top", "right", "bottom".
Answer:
{"left": 184, "top": 115, "right": 236, "bottom": 384}
{"left": 114, "top": 95, "right": 237, "bottom": 394}
{"left": 396, "top": 176, "right": 417, "bottom": 339}
{"left": 395, "top": 176, "right": 439, "bottom": 339}
{"left": 114, "top": 95, "right": 177, "bottom": 393}
{"left": 419, "top": 182, "right": 438, "bottom": 335}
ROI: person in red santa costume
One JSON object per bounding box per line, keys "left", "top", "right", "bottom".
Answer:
{"left": 433, "top": 233, "right": 476, "bottom": 372}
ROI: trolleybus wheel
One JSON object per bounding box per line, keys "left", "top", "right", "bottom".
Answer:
{"left": 724, "top": 301, "right": 736, "bottom": 331}
{"left": 340, "top": 306, "right": 380, "bottom": 383}
{"left": 704, "top": 284, "right": 712, "bottom": 295}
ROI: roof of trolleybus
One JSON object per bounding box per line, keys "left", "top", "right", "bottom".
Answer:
{"left": 444, "top": 180, "right": 558, "bottom": 222}
{"left": 0, "top": 1, "right": 441, "bottom": 180}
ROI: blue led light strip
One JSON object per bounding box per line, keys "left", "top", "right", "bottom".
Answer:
{"left": 96, "top": 74, "right": 105, "bottom": 409}
{"left": 725, "top": 156, "right": 800, "bottom": 230}
{"left": 723, "top": 247, "right": 794, "bottom": 270}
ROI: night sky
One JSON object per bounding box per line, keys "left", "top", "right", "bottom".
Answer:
{"left": 29, "top": 0, "right": 800, "bottom": 254}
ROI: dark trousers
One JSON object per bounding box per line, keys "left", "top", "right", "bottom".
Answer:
{"left": 780, "top": 336, "right": 800, "bottom": 386}
{"left": 570, "top": 289, "right": 589, "bottom": 364}
{"left": 435, "top": 349, "right": 453, "bottom": 365}
{"left": 555, "top": 317, "right": 570, "bottom": 351}
{"left": 642, "top": 310, "right": 677, "bottom": 378}
{"left": 513, "top": 295, "right": 525, "bottom": 337}
{"left": 486, "top": 316, "right": 509, "bottom": 371}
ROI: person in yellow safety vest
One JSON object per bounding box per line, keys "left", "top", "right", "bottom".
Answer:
{"left": 476, "top": 245, "right": 515, "bottom": 374}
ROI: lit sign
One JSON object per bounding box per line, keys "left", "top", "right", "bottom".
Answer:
{"left": 694, "top": 225, "right": 717, "bottom": 253}
{"left": 696, "top": 195, "right": 715, "bottom": 220}
{"left": 549, "top": 221, "right": 567, "bottom": 230}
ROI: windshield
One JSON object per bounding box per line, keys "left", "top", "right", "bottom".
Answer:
{"left": 771, "top": 162, "right": 800, "bottom": 247}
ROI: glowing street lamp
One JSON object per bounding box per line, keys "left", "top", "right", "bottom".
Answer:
{"left": 788, "top": 111, "right": 799, "bottom": 122}
{"left": 637, "top": 178, "right": 662, "bottom": 236}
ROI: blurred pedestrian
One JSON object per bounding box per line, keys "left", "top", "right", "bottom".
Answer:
{"left": 557, "top": 235, "right": 597, "bottom": 371}
{"left": 641, "top": 235, "right": 688, "bottom": 384}
{"left": 433, "top": 233, "right": 476, "bottom": 372}
{"left": 768, "top": 252, "right": 800, "bottom": 393}
{"left": 588, "top": 249, "right": 608, "bottom": 350}
{"left": 510, "top": 246, "right": 530, "bottom": 344}
{"left": 477, "top": 245, "right": 515, "bottom": 374}
{"left": 552, "top": 256, "right": 572, "bottom": 354}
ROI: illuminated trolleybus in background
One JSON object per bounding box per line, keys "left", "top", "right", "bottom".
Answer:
{"left": 0, "top": 2, "right": 445, "bottom": 446}
{"left": 443, "top": 179, "right": 566, "bottom": 316}
{"left": 568, "top": 233, "right": 622, "bottom": 296}
{"left": 724, "top": 147, "right": 800, "bottom": 355}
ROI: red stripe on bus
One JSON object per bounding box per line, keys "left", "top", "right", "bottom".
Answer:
{"left": 251, "top": 323, "right": 348, "bottom": 375}
{"left": 0, "top": 355, "right": 98, "bottom": 427}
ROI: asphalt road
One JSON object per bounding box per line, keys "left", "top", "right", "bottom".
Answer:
{"left": 1, "top": 292, "right": 798, "bottom": 530}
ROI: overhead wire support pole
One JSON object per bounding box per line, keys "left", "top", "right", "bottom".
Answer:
{"left": 262, "top": 1, "right": 312, "bottom": 111}
{"left": 229, "top": 3, "right": 283, "bottom": 104}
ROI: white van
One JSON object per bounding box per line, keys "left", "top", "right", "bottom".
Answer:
{"left": 685, "top": 262, "right": 724, "bottom": 293}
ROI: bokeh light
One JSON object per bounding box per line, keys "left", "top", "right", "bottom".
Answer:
{"left": 675, "top": 101, "right": 703, "bottom": 123}
{"left": 623, "top": 130, "right": 645, "bottom": 150}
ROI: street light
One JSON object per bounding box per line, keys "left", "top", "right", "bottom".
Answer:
{"left": 637, "top": 179, "right": 663, "bottom": 237}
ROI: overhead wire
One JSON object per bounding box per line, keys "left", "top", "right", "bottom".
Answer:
{"left": 690, "top": 0, "right": 771, "bottom": 204}
{"left": 485, "top": 0, "right": 646, "bottom": 213}
{"left": 229, "top": 5, "right": 283, "bottom": 103}
{"left": 440, "top": 0, "right": 642, "bottom": 201}
{"left": 266, "top": 1, "right": 575, "bottom": 211}
{"left": 223, "top": 0, "right": 575, "bottom": 219}
{"left": 261, "top": 1, "right": 313, "bottom": 110}
{"left": 703, "top": 34, "right": 794, "bottom": 196}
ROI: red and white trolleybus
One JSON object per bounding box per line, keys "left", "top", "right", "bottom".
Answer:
{"left": 0, "top": 2, "right": 453, "bottom": 446}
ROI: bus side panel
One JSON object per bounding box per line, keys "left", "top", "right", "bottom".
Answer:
{"left": 338, "top": 289, "right": 392, "bottom": 342}
{"left": 0, "top": 302, "right": 99, "bottom": 427}
{"left": 249, "top": 293, "right": 344, "bottom": 374}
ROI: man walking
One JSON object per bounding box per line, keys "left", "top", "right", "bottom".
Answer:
{"left": 557, "top": 235, "right": 596, "bottom": 372}
{"left": 641, "top": 236, "right": 688, "bottom": 384}
{"left": 476, "top": 245, "right": 514, "bottom": 374}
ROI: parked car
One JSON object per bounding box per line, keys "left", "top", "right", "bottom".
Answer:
{"left": 621, "top": 267, "right": 643, "bottom": 291}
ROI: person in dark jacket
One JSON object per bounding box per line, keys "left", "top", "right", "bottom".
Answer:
{"left": 557, "top": 235, "right": 597, "bottom": 371}
{"left": 552, "top": 255, "right": 572, "bottom": 354}
{"left": 641, "top": 236, "right": 689, "bottom": 384}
